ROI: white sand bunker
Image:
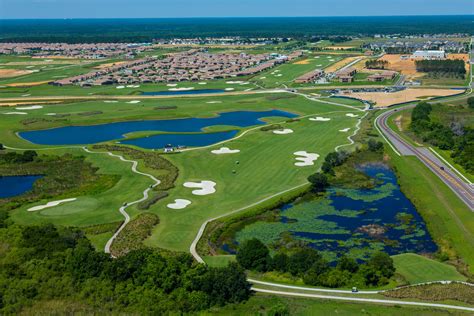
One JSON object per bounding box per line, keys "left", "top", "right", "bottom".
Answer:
{"left": 346, "top": 113, "right": 359, "bottom": 118}
{"left": 45, "top": 113, "right": 57, "bottom": 116}
{"left": 314, "top": 56, "right": 320, "bottom": 59}
{"left": 167, "top": 83, "right": 178, "bottom": 87}
{"left": 184, "top": 181, "right": 217, "bottom": 195}
{"left": 127, "top": 100, "right": 141, "bottom": 104}
{"left": 167, "top": 199, "right": 192, "bottom": 210}
{"left": 273, "top": 129, "right": 294, "bottom": 134}
{"left": 21, "top": 94, "right": 31, "bottom": 97}
{"left": 169, "top": 87, "right": 194, "bottom": 91}
{"left": 294, "top": 151, "right": 320, "bottom": 167}
{"left": 3, "top": 112, "right": 27, "bottom": 115}
{"left": 211, "top": 147, "right": 240, "bottom": 154}
{"left": 28, "top": 198, "right": 77, "bottom": 212}
{"left": 339, "top": 128, "right": 351, "bottom": 132}
{"left": 260, "top": 77, "right": 266, "bottom": 79}
{"left": 206, "top": 101, "right": 222, "bottom": 104}
{"left": 104, "top": 100, "right": 118, "bottom": 103}
{"left": 16, "top": 105, "right": 43, "bottom": 110}
{"left": 126, "top": 85, "right": 140, "bottom": 88}
{"left": 198, "top": 82, "right": 207, "bottom": 85}
{"left": 225, "top": 88, "right": 235, "bottom": 91}
{"left": 116, "top": 85, "right": 125, "bottom": 89}
{"left": 226, "top": 80, "right": 244, "bottom": 84}
{"left": 309, "top": 116, "right": 331, "bottom": 122}
{"left": 275, "top": 74, "right": 283, "bottom": 77}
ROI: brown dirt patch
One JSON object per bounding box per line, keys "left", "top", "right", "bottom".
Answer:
{"left": 5, "top": 81, "right": 51, "bottom": 87}
{"left": 338, "top": 88, "right": 463, "bottom": 107}
{"left": 0, "top": 101, "right": 63, "bottom": 107}
{"left": 325, "top": 56, "right": 364, "bottom": 72}
{"left": 324, "top": 46, "right": 355, "bottom": 50}
{"left": 293, "top": 59, "right": 310, "bottom": 65}
{"left": 0, "top": 69, "right": 33, "bottom": 78}
{"left": 94, "top": 61, "right": 128, "bottom": 69}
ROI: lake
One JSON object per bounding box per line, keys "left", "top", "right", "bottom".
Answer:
{"left": 19, "top": 110, "right": 297, "bottom": 147}
{"left": 141, "top": 89, "right": 226, "bottom": 96}
{"left": 0, "top": 175, "right": 43, "bottom": 199}
{"left": 226, "top": 164, "right": 437, "bottom": 262}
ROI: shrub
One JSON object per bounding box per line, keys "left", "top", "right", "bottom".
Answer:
{"left": 236, "top": 238, "right": 271, "bottom": 272}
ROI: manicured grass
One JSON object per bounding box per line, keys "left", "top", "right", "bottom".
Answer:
{"left": 393, "top": 253, "right": 467, "bottom": 284}
{"left": 202, "top": 293, "right": 463, "bottom": 315}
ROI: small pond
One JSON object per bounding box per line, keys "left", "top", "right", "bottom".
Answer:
{"left": 0, "top": 175, "right": 43, "bottom": 199}
{"left": 141, "top": 89, "right": 226, "bottom": 96}
{"left": 19, "top": 110, "right": 297, "bottom": 147}
{"left": 225, "top": 164, "right": 437, "bottom": 262}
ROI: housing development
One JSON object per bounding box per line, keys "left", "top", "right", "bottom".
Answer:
{"left": 0, "top": 9, "right": 473, "bottom": 316}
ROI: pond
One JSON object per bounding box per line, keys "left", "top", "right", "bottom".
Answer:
{"left": 0, "top": 175, "right": 43, "bottom": 199}
{"left": 141, "top": 89, "right": 226, "bottom": 96}
{"left": 19, "top": 110, "right": 297, "bottom": 147}
{"left": 225, "top": 164, "right": 437, "bottom": 262}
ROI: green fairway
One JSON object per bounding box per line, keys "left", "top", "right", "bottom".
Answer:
{"left": 2, "top": 92, "right": 364, "bottom": 254}
{"left": 393, "top": 253, "right": 467, "bottom": 284}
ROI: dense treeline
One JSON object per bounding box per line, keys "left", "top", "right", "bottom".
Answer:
{"left": 410, "top": 101, "right": 474, "bottom": 173}
{"left": 237, "top": 239, "right": 395, "bottom": 288}
{"left": 415, "top": 59, "right": 466, "bottom": 77}
{"left": 0, "top": 16, "right": 472, "bottom": 43}
{"left": 365, "top": 60, "right": 389, "bottom": 69}
{"left": 0, "top": 215, "right": 251, "bottom": 314}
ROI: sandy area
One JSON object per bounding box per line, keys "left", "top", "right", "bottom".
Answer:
{"left": 198, "top": 82, "right": 207, "bottom": 85}
{"left": 6, "top": 81, "right": 50, "bottom": 87}
{"left": 273, "top": 129, "right": 294, "bottom": 134}
{"left": 225, "top": 88, "right": 235, "bottom": 91}
{"left": 309, "top": 116, "right": 331, "bottom": 122}
{"left": 226, "top": 81, "right": 245, "bottom": 84}
{"left": 0, "top": 69, "right": 33, "bottom": 78}
{"left": 294, "top": 151, "right": 320, "bottom": 167}
{"left": 294, "top": 59, "right": 310, "bottom": 65}
{"left": 184, "top": 181, "right": 217, "bottom": 195}
{"left": 0, "top": 101, "right": 62, "bottom": 107}
{"left": 339, "top": 88, "right": 462, "bottom": 108}
{"left": 206, "top": 101, "right": 222, "bottom": 104}
{"left": 127, "top": 100, "right": 141, "bottom": 104}
{"left": 15, "top": 105, "right": 43, "bottom": 110}
{"left": 167, "top": 83, "right": 178, "bottom": 87}
{"left": 211, "top": 147, "right": 240, "bottom": 154}
{"left": 339, "top": 128, "right": 351, "bottom": 132}
{"left": 104, "top": 100, "right": 118, "bottom": 103}
{"left": 169, "top": 87, "right": 194, "bottom": 91}
{"left": 167, "top": 199, "right": 192, "bottom": 210}
{"left": 324, "top": 46, "right": 355, "bottom": 50}
{"left": 3, "top": 112, "right": 28, "bottom": 115}
{"left": 346, "top": 113, "right": 359, "bottom": 118}
{"left": 94, "top": 61, "right": 127, "bottom": 69}
{"left": 325, "top": 56, "right": 363, "bottom": 73}
{"left": 28, "top": 198, "right": 77, "bottom": 212}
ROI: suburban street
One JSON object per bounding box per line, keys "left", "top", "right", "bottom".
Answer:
{"left": 375, "top": 106, "right": 474, "bottom": 211}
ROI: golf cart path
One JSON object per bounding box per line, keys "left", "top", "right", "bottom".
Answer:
{"left": 82, "top": 147, "right": 161, "bottom": 255}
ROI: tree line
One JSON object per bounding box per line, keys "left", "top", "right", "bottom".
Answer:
{"left": 365, "top": 59, "right": 389, "bottom": 69}
{"left": 415, "top": 59, "right": 466, "bottom": 77}
{"left": 411, "top": 101, "right": 474, "bottom": 173}
{"left": 237, "top": 238, "right": 395, "bottom": 288}
{"left": 0, "top": 216, "right": 251, "bottom": 314}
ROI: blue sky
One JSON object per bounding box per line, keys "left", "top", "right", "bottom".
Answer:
{"left": 1, "top": 0, "right": 473, "bottom": 19}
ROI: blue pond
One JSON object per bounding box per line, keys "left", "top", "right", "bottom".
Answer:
{"left": 141, "top": 89, "right": 225, "bottom": 96}
{"left": 228, "top": 164, "right": 437, "bottom": 261}
{"left": 19, "top": 110, "right": 297, "bottom": 148}
{"left": 0, "top": 175, "right": 43, "bottom": 199}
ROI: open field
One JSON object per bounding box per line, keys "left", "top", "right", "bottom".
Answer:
{"left": 338, "top": 88, "right": 463, "bottom": 107}
{"left": 324, "top": 56, "right": 364, "bottom": 73}
{"left": 393, "top": 253, "right": 467, "bottom": 284}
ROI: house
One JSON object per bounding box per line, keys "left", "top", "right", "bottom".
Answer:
{"left": 367, "top": 70, "right": 397, "bottom": 82}
{"left": 336, "top": 67, "right": 357, "bottom": 83}
{"left": 412, "top": 50, "right": 446, "bottom": 60}
{"left": 295, "top": 69, "right": 324, "bottom": 83}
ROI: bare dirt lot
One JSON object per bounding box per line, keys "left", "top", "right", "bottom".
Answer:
{"left": 325, "top": 56, "right": 364, "bottom": 72}
{"left": 0, "top": 69, "right": 33, "bottom": 78}
{"left": 337, "top": 88, "right": 463, "bottom": 107}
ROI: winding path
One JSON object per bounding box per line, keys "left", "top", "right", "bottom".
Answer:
{"left": 82, "top": 147, "right": 161, "bottom": 255}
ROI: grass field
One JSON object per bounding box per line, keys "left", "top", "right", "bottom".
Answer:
{"left": 393, "top": 253, "right": 467, "bottom": 284}
{"left": 2, "top": 92, "right": 364, "bottom": 255}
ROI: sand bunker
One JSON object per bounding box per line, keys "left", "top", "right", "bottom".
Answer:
{"left": 126, "top": 85, "right": 140, "bottom": 88}
{"left": 226, "top": 80, "right": 245, "bottom": 84}
{"left": 116, "top": 86, "right": 125, "bottom": 89}
{"left": 260, "top": 77, "right": 266, "bottom": 79}
{"left": 294, "top": 151, "right": 320, "bottom": 167}
{"left": 15, "top": 105, "right": 43, "bottom": 110}
{"left": 167, "top": 83, "right": 178, "bottom": 87}
{"left": 0, "top": 69, "right": 33, "bottom": 78}
{"left": 183, "top": 180, "right": 217, "bottom": 195}
{"left": 225, "top": 88, "right": 235, "bottom": 91}
{"left": 28, "top": 198, "right": 77, "bottom": 212}
{"left": 206, "top": 101, "right": 222, "bottom": 104}
{"left": 294, "top": 59, "right": 310, "bottom": 65}
{"left": 127, "top": 100, "right": 141, "bottom": 104}
{"left": 167, "top": 199, "right": 192, "bottom": 210}
{"left": 21, "top": 94, "right": 31, "bottom": 97}
{"left": 104, "top": 100, "right": 118, "bottom": 103}
{"left": 211, "top": 147, "right": 240, "bottom": 154}
{"left": 339, "top": 128, "right": 351, "bottom": 132}
{"left": 273, "top": 129, "right": 294, "bottom": 134}
{"left": 309, "top": 116, "right": 331, "bottom": 122}
{"left": 3, "top": 112, "right": 27, "bottom": 115}
{"left": 169, "top": 87, "right": 194, "bottom": 91}
{"left": 198, "top": 82, "right": 207, "bottom": 85}
{"left": 346, "top": 113, "right": 359, "bottom": 118}
{"left": 45, "top": 113, "right": 57, "bottom": 116}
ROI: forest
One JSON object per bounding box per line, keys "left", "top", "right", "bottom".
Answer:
{"left": 415, "top": 59, "right": 466, "bottom": 77}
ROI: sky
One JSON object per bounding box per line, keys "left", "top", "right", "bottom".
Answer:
{"left": 1, "top": 0, "right": 473, "bottom": 19}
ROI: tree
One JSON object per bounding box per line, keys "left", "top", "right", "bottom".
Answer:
{"left": 271, "top": 253, "right": 289, "bottom": 272}
{"left": 468, "top": 97, "right": 474, "bottom": 109}
{"left": 337, "top": 255, "right": 359, "bottom": 273}
{"left": 367, "top": 252, "right": 395, "bottom": 278}
{"left": 236, "top": 238, "right": 271, "bottom": 272}
{"left": 307, "top": 173, "right": 329, "bottom": 192}
{"left": 288, "top": 248, "right": 324, "bottom": 276}
{"left": 368, "top": 139, "right": 384, "bottom": 152}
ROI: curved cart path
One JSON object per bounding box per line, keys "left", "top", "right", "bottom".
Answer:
{"left": 82, "top": 147, "right": 160, "bottom": 255}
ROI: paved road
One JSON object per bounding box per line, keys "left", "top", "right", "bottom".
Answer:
{"left": 375, "top": 106, "right": 474, "bottom": 211}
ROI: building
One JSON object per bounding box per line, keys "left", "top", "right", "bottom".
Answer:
{"left": 294, "top": 69, "right": 324, "bottom": 83}
{"left": 336, "top": 67, "right": 357, "bottom": 83}
{"left": 411, "top": 50, "right": 446, "bottom": 60}
{"left": 367, "top": 70, "right": 397, "bottom": 82}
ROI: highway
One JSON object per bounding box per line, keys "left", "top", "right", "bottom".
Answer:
{"left": 375, "top": 106, "right": 474, "bottom": 211}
